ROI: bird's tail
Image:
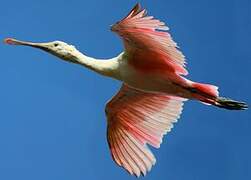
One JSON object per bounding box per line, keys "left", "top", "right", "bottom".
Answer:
{"left": 189, "top": 82, "right": 248, "bottom": 110}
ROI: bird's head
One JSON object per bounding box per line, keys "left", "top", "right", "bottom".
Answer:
{"left": 4, "top": 38, "right": 79, "bottom": 63}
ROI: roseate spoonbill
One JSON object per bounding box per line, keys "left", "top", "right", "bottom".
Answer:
{"left": 4, "top": 3, "right": 247, "bottom": 177}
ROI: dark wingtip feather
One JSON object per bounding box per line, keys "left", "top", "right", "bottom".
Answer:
{"left": 134, "top": 3, "right": 141, "bottom": 11}
{"left": 128, "top": 3, "right": 141, "bottom": 17}
{"left": 215, "top": 97, "right": 248, "bottom": 110}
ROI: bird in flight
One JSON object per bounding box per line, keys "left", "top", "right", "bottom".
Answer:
{"left": 4, "top": 3, "right": 247, "bottom": 177}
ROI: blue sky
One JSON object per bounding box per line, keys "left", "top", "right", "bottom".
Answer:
{"left": 0, "top": 0, "right": 250, "bottom": 179}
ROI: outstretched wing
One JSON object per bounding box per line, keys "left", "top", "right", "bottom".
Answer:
{"left": 105, "top": 84, "right": 186, "bottom": 177}
{"left": 111, "top": 3, "right": 187, "bottom": 76}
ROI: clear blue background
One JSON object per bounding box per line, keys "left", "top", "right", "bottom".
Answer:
{"left": 0, "top": 0, "right": 250, "bottom": 179}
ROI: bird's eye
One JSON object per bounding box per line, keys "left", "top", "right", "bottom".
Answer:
{"left": 54, "top": 43, "right": 59, "bottom": 47}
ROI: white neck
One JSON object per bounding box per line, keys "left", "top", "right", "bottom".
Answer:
{"left": 72, "top": 50, "right": 121, "bottom": 79}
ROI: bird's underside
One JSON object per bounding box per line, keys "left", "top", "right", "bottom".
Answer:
{"left": 4, "top": 2, "right": 247, "bottom": 178}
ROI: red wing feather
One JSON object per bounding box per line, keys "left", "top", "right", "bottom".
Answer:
{"left": 111, "top": 3, "right": 187, "bottom": 75}
{"left": 106, "top": 84, "right": 186, "bottom": 177}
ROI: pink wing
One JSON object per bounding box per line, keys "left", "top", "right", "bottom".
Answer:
{"left": 111, "top": 3, "right": 187, "bottom": 75}
{"left": 106, "top": 84, "right": 186, "bottom": 177}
